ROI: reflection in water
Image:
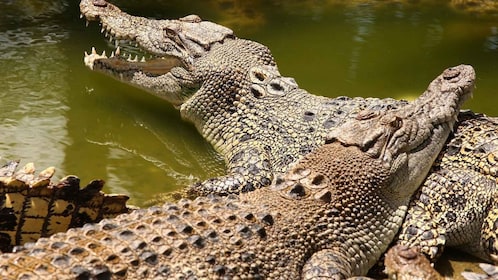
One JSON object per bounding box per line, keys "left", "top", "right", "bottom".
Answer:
{"left": 345, "top": 5, "right": 375, "bottom": 81}
{"left": 485, "top": 26, "right": 498, "bottom": 51}
{"left": 0, "top": 23, "right": 70, "bottom": 174}
{"left": 423, "top": 21, "right": 444, "bottom": 50}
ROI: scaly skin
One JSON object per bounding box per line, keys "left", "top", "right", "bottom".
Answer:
{"left": 79, "top": 0, "right": 498, "bottom": 270}
{"left": 0, "top": 64, "right": 470, "bottom": 279}
{"left": 0, "top": 161, "right": 131, "bottom": 252}
{"left": 398, "top": 112, "right": 498, "bottom": 263}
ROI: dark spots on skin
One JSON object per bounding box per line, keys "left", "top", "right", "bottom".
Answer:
{"left": 214, "top": 265, "right": 226, "bottom": 276}
{"left": 160, "top": 247, "right": 173, "bottom": 257}
{"left": 446, "top": 143, "right": 461, "bottom": 156}
{"left": 446, "top": 193, "right": 467, "bottom": 209}
{"left": 102, "top": 223, "right": 118, "bottom": 231}
{"left": 259, "top": 213, "right": 274, "bottom": 225}
{"left": 240, "top": 134, "right": 251, "bottom": 142}
{"left": 206, "top": 255, "right": 216, "bottom": 265}
{"left": 406, "top": 225, "right": 419, "bottom": 237}
{"left": 93, "top": 265, "right": 111, "bottom": 279}
{"left": 288, "top": 183, "right": 306, "bottom": 198}
{"left": 69, "top": 247, "right": 86, "bottom": 256}
{"left": 119, "top": 230, "right": 135, "bottom": 239}
{"left": 270, "top": 82, "right": 284, "bottom": 92}
{"left": 140, "top": 251, "right": 159, "bottom": 265}
{"left": 131, "top": 240, "right": 147, "bottom": 250}
{"left": 253, "top": 224, "right": 267, "bottom": 238}
{"left": 241, "top": 252, "right": 255, "bottom": 262}
{"left": 254, "top": 72, "right": 266, "bottom": 81}
{"left": 312, "top": 175, "right": 325, "bottom": 185}
{"left": 130, "top": 259, "right": 140, "bottom": 267}
{"left": 158, "top": 265, "right": 170, "bottom": 276}
{"left": 323, "top": 119, "right": 337, "bottom": 129}
{"left": 52, "top": 255, "right": 70, "bottom": 268}
{"left": 299, "top": 145, "right": 313, "bottom": 155}
{"left": 241, "top": 182, "right": 255, "bottom": 192}
{"left": 251, "top": 87, "right": 264, "bottom": 98}
{"left": 282, "top": 154, "right": 295, "bottom": 166}
{"left": 303, "top": 111, "right": 315, "bottom": 121}
{"left": 205, "top": 229, "right": 218, "bottom": 240}
{"left": 71, "top": 266, "right": 91, "bottom": 279}
{"left": 236, "top": 225, "right": 252, "bottom": 238}
{"left": 50, "top": 242, "right": 66, "bottom": 250}
{"left": 421, "top": 231, "right": 435, "bottom": 241}
{"left": 176, "top": 224, "right": 194, "bottom": 235}
{"left": 231, "top": 151, "right": 244, "bottom": 162}
{"left": 151, "top": 236, "right": 163, "bottom": 243}
{"left": 260, "top": 177, "right": 271, "bottom": 186}
{"left": 316, "top": 190, "right": 332, "bottom": 203}
{"left": 106, "top": 254, "right": 118, "bottom": 262}
{"left": 445, "top": 211, "right": 457, "bottom": 223}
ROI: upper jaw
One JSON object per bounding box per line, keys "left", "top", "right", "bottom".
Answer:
{"left": 79, "top": 0, "right": 234, "bottom": 63}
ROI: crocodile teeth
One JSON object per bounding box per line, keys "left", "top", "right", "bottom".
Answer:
{"left": 115, "top": 46, "right": 121, "bottom": 56}
{"left": 140, "top": 56, "right": 146, "bottom": 62}
{"left": 84, "top": 47, "right": 109, "bottom": 69}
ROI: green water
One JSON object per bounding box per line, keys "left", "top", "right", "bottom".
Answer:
{"left": 1, "top": 0, "right": 497, "bottom": 209}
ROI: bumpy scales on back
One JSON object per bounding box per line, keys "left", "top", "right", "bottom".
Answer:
{"left": 0, "top": 65, "right": 472, "bottom": 279}
{"left": 0, "top": 161, "right": 130, "bottom": 253}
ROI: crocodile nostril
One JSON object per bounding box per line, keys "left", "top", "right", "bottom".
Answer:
{"left": 442, "top": 68, "right": 460, "bottom": 80}
{"left": 93, "top": 0, "right": 108, "bottom": 7}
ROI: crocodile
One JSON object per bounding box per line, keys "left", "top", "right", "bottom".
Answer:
{"left": 0, "top": 62, "right": 470, "bottom": 279}
{"left": 79, "top": 0, "right": 498, "bottom": 269}
{"left": 0, "top": 160, "right": 131, "bottom": 253}
{"left": 397, "top": 111, "right": 498, "bottom": 264}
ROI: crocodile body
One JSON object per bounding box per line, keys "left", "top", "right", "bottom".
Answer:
{"left": 0, "top": 63, "right": 471, "bottom": 279}
{"left": 79, "top": 0, "right": 498, "bottom": 269}
{"left": 0, "top": 161, "right": 131, "bottom": 252}
{"left": 397, "top": 112, "right": 498, "bottom": 263}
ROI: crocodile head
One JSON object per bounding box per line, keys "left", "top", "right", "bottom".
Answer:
{"left": 80, "top": 0, "right": 234, "bottom": 106}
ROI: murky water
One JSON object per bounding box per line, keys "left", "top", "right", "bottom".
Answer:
{"left": 0, "top": 0, "right": 497, "bottom": 276}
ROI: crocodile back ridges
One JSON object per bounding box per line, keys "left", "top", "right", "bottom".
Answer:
{"left": 0, "top": 143, "right": 400, "bottom": 279}
{"left": 0, "top": 161, "right": 131, "bottom": 253}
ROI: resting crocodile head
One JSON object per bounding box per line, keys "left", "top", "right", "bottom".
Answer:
{"left": 80, "top": 0, "right": 235, "bottom": 106}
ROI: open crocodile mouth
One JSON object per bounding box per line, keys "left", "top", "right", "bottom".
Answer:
{"left": 84, "top": 46, "right": 184, "bottom": 77}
